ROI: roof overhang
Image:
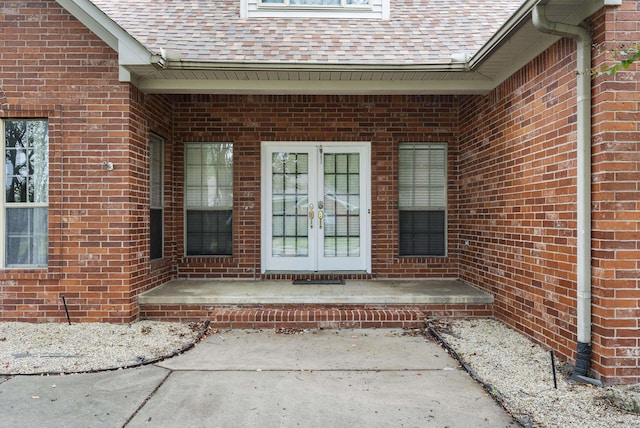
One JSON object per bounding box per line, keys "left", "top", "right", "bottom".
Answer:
{"left": 55, "top": 0, "right": 160, "bottom": 83}
{"left": 57, "top": 0, "right": 620, "bottom": 95}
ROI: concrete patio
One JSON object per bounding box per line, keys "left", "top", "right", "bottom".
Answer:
{"left": 139, "top": 279, "right": 493, "bottom": 305}
{"left": 139, "top": 279, "right": 495, "bottom": 328}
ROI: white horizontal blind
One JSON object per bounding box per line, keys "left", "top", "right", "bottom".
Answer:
{"left": 185, "top": 143, "right": 233, "bottom": 209}
{"left": 399, "top": 143, "right": 446, "bottom": 210}
{"left": 150, "top": 135, "right": 163, "bottom": 209}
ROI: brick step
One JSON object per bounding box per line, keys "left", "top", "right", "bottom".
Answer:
{"left": 140, "top": 303, "right": 493, "bottom": 328}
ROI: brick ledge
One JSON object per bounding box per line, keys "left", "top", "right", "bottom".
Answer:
{"left": 140, "top": 303, "right": 493, "bottom": 328}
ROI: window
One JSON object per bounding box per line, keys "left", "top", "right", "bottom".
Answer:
{"left": 398, "top": 143, "right": 446, "bottom": 257}
{"left": 2, "top": 119, "right": 48, "bottom": 267}
{"left": 185, "top": 143, "right": 233, "bottom": 256}
{"left": 243, "top": 0, "right": 388, "bottom": 19}
{"left": 150, "top": 134, "right": 164, "bottom": 260}
{"left": 261, "top": 0, "right": 369, "bottom": 6}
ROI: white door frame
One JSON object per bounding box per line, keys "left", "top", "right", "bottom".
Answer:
{"left": 261, "top": 141, "right": 371, "bottom": 273}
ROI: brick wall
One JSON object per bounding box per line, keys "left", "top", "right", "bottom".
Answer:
{"left": 171, "top": 94, "right": 461, "bottom": 278}
{"left": 127, "top": 88, "right": 175, "bottom": 319}
{"left": 0, "top": 1, "right": 150, "bottom": 322}
{"left": 590, "top": 4, "right": 640, "bottom": 384}
{"left": 459, "top": 37, "right": 580, "bottom": 364}
{"left": 2, "top": 1, "right": 638, "bottom": 384}
{"left": 459, "top": 3, "right": 640, "bottom": 384}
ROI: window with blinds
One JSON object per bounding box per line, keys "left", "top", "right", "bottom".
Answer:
{"left": 150, "top": 134, "right": 164, "bottom": 260}
{"left": 185, "top": 143, "right": 233, "bottom": 256}
{"left": 398, "top": 143, "right": 447, "bottom": 256}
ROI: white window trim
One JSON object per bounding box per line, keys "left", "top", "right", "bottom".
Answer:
{"left": 1, "top": 119, "right": 49, "bottom": 268}
{"left": 242, "top": 0, "right": 389, "bottom": 19}
{"left": 258, "top": 0, "right": 372, "bottom": 10}
{"left": 184, "top": 142, "right": 234, "bottom": 257}
{"left": 398, "top": 142, "right": 448, "bottom": 257}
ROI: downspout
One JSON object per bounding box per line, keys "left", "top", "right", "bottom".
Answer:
{"left": 532, "top": 4, "right": 592, "bottom": 378}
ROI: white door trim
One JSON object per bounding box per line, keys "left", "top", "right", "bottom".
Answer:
{"left": 261, "top": 141, "right": 371, "bottom": 273}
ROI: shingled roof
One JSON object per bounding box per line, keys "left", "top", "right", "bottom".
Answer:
{"left": 90, "top": 0, "right": 526, "bottom": 65}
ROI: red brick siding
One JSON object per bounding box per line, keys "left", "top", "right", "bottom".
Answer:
{"left": 140, "top": 303, "right": 493, "bottom": 326}
{"left": 459, "top": 4, "right": 640, "bottom": 384}
{"left": 2, "top": 0, "right": 638, "bottom": 386}
{"left": 0, "top": 1, "right": 146, "bottom": 322}
{"left": 127, "top": 88, "right": 175, "bottom": 318}
{"left": 170, "top": 95, "right": 460, "bottom": 278}
{"left": 590, "top": 4, "right": 640, "bottom": 384}
{"left": 459, "top": 37, "right": 583, "bottom": 368}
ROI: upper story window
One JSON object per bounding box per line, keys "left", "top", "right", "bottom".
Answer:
{"left": 243, "top": 0, "right": 388, "bottom": 19}
{"left": 260, "top": 0, "right": 370, "bottom": 6}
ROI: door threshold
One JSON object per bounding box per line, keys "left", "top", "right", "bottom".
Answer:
{"left": 263, "top": 271, "right": 369, "bottom": 275}
{"left": 292, "top": 278, "right": 345, "bottom": 285}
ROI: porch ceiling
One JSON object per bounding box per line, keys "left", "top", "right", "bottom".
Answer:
{"left": 127, "top": 66, "right": 496, "bottom": 95}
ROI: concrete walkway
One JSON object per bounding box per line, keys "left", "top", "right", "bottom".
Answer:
{"left": 0, "top": 329, "right": 516, "bottom": 427}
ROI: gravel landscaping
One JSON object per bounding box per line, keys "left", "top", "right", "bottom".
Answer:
{"left": 0, "top": 321, "right": 207, "bottom": 375}
{"left": 431, "top": 319, "right": 640, "bottom": 428}
{"left": 1, "top": 318, "right": 639, "bottom": 427}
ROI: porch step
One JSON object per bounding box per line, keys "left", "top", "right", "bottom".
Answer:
{"left": 140, "top": 303, "right": 493, "bottom": 329}
{"left": 138, "top": 279, "right": 494, "bottom": 328}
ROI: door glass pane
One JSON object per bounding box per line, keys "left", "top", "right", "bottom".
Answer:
{"left": 271, "top": 152, "right": 309, "bottom": 257}
{"left": 323, "top": 153, "right": 360, "bottom": 257}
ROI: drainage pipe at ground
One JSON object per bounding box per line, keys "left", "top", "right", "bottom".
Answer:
{"left": 532, "top": 3, "right": 592, "bottom": 378}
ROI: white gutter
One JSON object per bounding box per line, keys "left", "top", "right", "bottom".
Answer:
{"left": 532, "top": 3, "right": 592, "bottom": 378}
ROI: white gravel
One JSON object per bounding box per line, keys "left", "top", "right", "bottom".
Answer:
{"left": 434, "top": 319, "right": 640, "bottom": 428}
{"left": 0, "top": 321, "right": 206, "bottom": 375}
{"left": 1, "top": 318, "right": 639, "bottom": 428}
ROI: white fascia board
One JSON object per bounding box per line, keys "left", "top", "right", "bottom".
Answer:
{"left": 469, "top": 0, "right": 540, "bottom": 69}
{"left": 137, "top": 78, "right": 495, "bottom": 95}
{"left": 470, "top": 0, "right": 610, "bottom": 71}
{"left": 56, "top": 0, "right": 155, "bottom": 82}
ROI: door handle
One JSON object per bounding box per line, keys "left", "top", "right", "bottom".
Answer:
{"left": 308, "top": 203, "right": 314, "bottom": 228}
{"left": 318, "top": 210, "right": 324, "bottom": 229}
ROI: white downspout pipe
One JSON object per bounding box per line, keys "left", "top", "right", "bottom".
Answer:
{"left": 532, "top": 4, "right": 592, "bottom": 378}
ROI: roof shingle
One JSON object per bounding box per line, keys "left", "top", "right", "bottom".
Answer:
{"left": 91, "top": 0, "right": 526, "bottom": 65}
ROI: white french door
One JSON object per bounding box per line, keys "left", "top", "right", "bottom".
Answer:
{"left": 262, "top": 142, "right": 371, "bottom": 273}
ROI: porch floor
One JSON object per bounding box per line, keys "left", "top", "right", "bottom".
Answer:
{"left": 139, "top": 279, "right": 494, "bottom": 328}
{"left": 139, "top": 279, "right": 492, "bottom": 305}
